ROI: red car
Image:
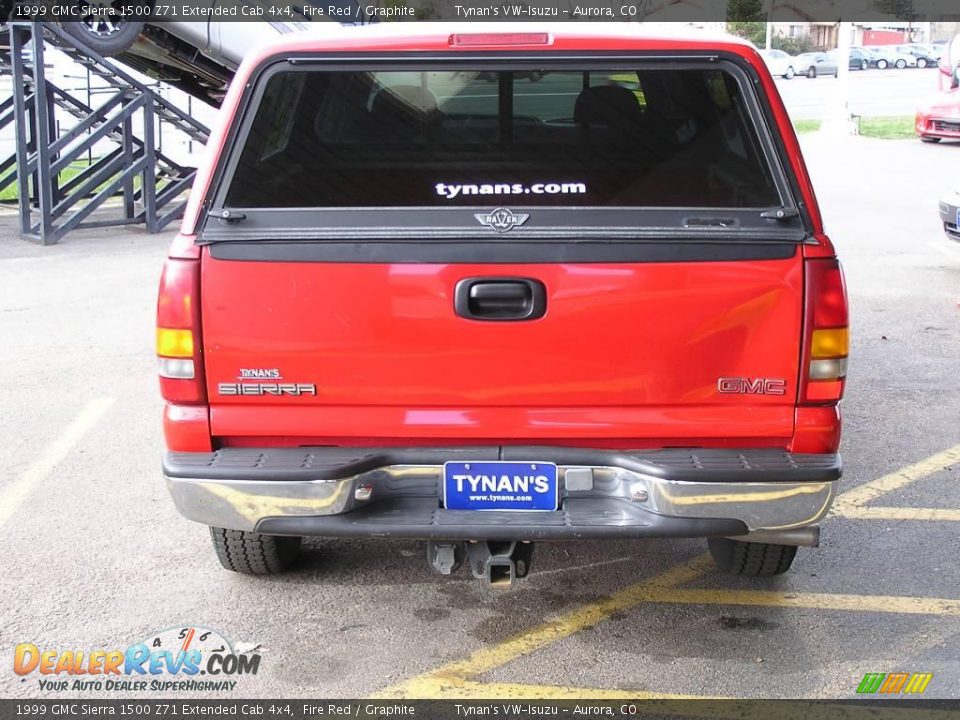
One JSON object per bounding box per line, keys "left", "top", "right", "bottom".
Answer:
{"left": 916, "top": 88, "right": 960, "bottom": 142}
{"left": 157, "top": 25, "right": 848, "bottom": 585}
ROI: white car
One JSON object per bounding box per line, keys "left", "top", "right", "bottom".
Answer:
{"left": 759, "top": 49, "right": 796, "bottom": 79}
{"left": 865, "top": 45, "right": 918, "bottom": 69}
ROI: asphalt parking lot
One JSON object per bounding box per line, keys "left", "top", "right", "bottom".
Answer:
{"left": 775, "top": 65, "right": 944, "bottom": 118}
{"left": 2, "top": 131, "right": 959, "bottom": 701}
{"left": 392, "top": 68, "right": 941, "bottom": 122}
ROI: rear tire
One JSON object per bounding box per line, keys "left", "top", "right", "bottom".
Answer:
{"left": 807, "top": 67, "right": 817, "bottom": 79}
{"left": 877, "top": 59, "right": 888, "bottom": 69}
{"left": 784, "top": 66, "right": 795, "bottom": 79}
{"left": 918, "top": 58, "right": 928, "bottom": 69}
{"left": 895, "top": 59, "right": 907, "bottom": 69}
{"left": 708, "top": 537, "right": 797, "bottom": 576}
{"left": 861, "top": 60, "right": 868, "bottom": 70}
{"left": 210, "top": 527, "right": 302, "bottom": 575}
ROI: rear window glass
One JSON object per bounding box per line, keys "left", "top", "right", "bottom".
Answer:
{"left": 223, "top": 66, "right": 782, "bottom": 210}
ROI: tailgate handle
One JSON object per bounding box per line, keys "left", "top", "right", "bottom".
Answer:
{"left": 455, "top": 278, "right": 546, "bottom": 321}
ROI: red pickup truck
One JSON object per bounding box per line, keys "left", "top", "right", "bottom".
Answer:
{"left": 157, "top": 25, "right": 847, "bottom": 586}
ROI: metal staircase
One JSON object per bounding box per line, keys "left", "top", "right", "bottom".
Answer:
{"left": 0, "top": 22, "right": 211, "bottom": 244}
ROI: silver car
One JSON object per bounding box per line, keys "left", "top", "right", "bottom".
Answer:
{"left": 794, "top": 52, "right": 839, "bottom": 79}
{"left": 939, "top": 186, "right": 960, "bottom": 241}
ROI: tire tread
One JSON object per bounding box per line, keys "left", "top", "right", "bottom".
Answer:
{"left": 708, "top": 538, "right": 797, "bottom": 576}
{"left": 210, "top": 527, "right": 301, "bottom": 575}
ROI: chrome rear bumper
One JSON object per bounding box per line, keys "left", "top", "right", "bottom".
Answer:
{"left": 164, "top": 448, "right": 840, "bottom": 542}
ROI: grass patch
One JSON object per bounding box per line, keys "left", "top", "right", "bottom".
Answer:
{"left": 857, "top": 115, "right": 915, "bottom": 139}
{"left": 794, "top": 119, "right": 822, "bottom": 134}
{"left": 0, "top": 161, "right": 90, "bottom": 202}
{"left": 793, "top": 115, "right": 915, "bottom": 139}
{"left": 0, "top": 160, "right": 142, "bottom": 202}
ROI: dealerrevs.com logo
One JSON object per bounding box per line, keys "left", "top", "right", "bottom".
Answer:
{"left": 14, "top": 626, "right": 260, "bottom": 692}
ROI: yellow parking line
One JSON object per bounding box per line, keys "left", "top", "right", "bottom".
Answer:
{"left": 644, "top": 587, "right": 960, "bottom": 616}
{"left": 835, "top": 505, "right": 960, "bottom": 522}
{"left": 833, "top": 443, "right": 960, "bottom": 511}
{"left": 380, "top": 677, "right": 711, "bottom": 700}
{"left": 432, "top": 555, "right": 711, "bottom": 680}
{"left": 377, "top": 447, "right": 960, "bottom": 700}
{"left": 373, "top": 554, "right": 713, "bottom": 698}
{"left": 0, "top": 398, "right": 114, "bottom": 530}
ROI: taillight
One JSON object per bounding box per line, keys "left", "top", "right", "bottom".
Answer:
{"left": 800, "top": 258, "right": 848, "bottom": 404}
{"left": 156, "top": 258, "right": 206, "bottom": 404}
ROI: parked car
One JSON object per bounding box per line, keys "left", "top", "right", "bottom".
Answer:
{"left": 865, "top": 45, "right": 917, "bottom": 69}
{"left": 895, "top": 45, "right": 937, "bottom": 68}
{"left": 936, "top": 35, "right": 960, "bottom": 90}
{"left": 759, "top": 49, "right": 796, "bottom": 79}
{"left": 158, "top": 25, "right": 847, "bottom": 584}
{"left": 915, "top": 88, "right": 960, "bottom": 142}
{"left": 795, "top": 52, "right": 839, "bottom": 78}
{"left": 847, "top": 47, "right": 874, "bottom": 70}
{"left": 913, "top": 44, "right": 943, "bottom": 60}
{"left": 38, "top": 1, "right": 375, "bottom": 105}
{"left": 938, "top": 186, "right": 960, "bottom": 241}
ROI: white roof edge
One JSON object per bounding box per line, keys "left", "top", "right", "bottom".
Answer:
{"left": 289, "top": 21, "right": 752, "bottom": 47}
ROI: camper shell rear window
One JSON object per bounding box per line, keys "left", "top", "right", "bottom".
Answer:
{"left": 205, "top": 56, "right": 804, "bottom": 241}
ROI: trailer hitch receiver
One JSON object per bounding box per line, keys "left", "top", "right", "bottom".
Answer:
{"left": 465, "top": 541, "right": 535, "bottom": 588}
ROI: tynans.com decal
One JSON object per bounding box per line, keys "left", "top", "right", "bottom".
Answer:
{"left": 435, "top": 181, "right": 587, "bottom": 199}
{"left": 13, "top": 626, "right": 260, "bottom": 693}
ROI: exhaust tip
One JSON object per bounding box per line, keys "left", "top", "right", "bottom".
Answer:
{"left": 731, "top": 525, "right": 820, "bottom": 547}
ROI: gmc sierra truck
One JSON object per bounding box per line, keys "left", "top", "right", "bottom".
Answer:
{"left": 157, "top": 24, "right": 848, "bottom": 586}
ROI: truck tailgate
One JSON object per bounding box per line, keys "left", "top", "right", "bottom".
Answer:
{"left": 201, "top": 252, "right": 802, "bottom": 442}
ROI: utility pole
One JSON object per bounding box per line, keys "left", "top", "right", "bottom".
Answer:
{"left": 824, "top": 21, "right": 854, "bottom": 135}
{"left": 764, "top": 0, "right": 774, "bottom": 49}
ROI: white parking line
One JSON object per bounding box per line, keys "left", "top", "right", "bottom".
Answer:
{"left": 534, "top": 555, "right": 633, "bottom": 577}
{"left": 0, "top": 397, "right": 114, "bottom": 530}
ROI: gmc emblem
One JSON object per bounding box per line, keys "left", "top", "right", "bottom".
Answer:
{"left": 717, "top": 377, "right": 787, "bottom": 396}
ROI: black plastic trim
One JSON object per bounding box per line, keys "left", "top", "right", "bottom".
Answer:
{"left": 255, "top": 497, "right": 750, "bottom": 541}
{"left": 207, "top": 240, "right": 799, "bottom": 264}
{"left": 163, "top": 447, "right": 842, "bottom": 485}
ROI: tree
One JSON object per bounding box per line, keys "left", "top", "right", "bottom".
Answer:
{"left": 727, "top": 0, "right": 764, "bottom": 21}
{"left": 728, "top": 22, "right": 767, "bottom": 47}
{"left": 871, "top": 0, "right": 915, "bottom": 21}
{"left": 727, "top": 0, "right": 766, "bottom": 46}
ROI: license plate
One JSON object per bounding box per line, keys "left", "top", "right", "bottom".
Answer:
{"left": 443, "top": 461, "right": 558, "bottom": 511}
